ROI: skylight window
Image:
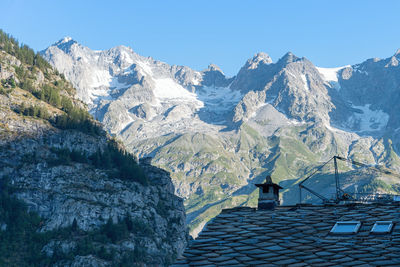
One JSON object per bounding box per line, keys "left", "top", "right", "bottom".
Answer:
{"left": 371, "top": 221, "right": 393, "bottom": 234}
{"left": 330, "top": 221, "right": 361, "bottom": 234}
{"left": 393, "top": 195, "right": 400, "bottom": 202}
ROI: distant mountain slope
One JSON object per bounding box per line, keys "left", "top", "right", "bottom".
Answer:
{"left": 0, "top": 30, "right": 188, "bottom": 266}
{"left": 42, "top": 38, "right": 400, "bottom": 237}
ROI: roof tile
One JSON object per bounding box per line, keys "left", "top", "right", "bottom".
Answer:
{"left": 245, "top": 260, "right": 270, "bottom": 265}
{"left": 217, "top": 259, "right": 240, "bottom": 265}
{"left": 341, "top": 260, "right": 368, "bottom": 266}
{"left": 274, "top": 258, "right": 300, "bottom": 265}
{"left": 264, "top": 245, "right": 285, "bottom": 251}
{"left": 289, "top": 263, "right": 309, "bottom": 267}
{"left": 315, "top": 251, "right": 335, "bottom": 257}
{"left": 304, "top": 258, "right": 327, "bottom": 264}
{"left": 190, "top": 260, "right": 213, "bottom": 265}
{"left": 207, "top": 256, "right": 233, "bottom": 262}
{"left": 233, "top": 245, "right": 258, "bottom": 251}
{"left": 175, "top": 204, "right": 400, "bottom": 266}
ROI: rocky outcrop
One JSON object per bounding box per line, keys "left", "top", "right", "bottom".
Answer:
{"left": 0, "top": 38, "right": 188, "bottom": 265}
{"left": 1, "top": 132, "right": 187, "bottom": 265}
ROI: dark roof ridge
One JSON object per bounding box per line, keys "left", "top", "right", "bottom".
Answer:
{"left": 288, "top": 202, "right": 400, "bottom": 207}
{"left": 220, "top": 207, "right": 256, "bottom": 213}
{"left": 221, "top": 202, "right": 400, "bottom": 213}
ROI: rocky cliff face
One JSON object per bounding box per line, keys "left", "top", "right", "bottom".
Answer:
{"left": 42, "top": 38, "right": 400, "bottom": 237}
{"left": 0, "top": 32, "right": 188, "bottom": 266}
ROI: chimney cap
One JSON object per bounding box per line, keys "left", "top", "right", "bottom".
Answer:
{"left": 255, "top": 175, "right": 283, "bottom": 189}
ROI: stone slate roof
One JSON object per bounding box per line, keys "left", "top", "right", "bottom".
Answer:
{"left": 173, "top": 204, "right": 400, "bottom": 266}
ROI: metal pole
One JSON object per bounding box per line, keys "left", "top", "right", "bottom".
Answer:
{"left": 299, "top": 186, "right": 302, "bottom": 204}
{"left": 334, "top": 156, "right": 340, "bottom": 201}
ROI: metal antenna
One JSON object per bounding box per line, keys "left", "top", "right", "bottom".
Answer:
{"left": 299, "top": 155, "right": 400, "bottom": 204}
{"left": 334, "top": 156, "right": 340, "bottom": 201}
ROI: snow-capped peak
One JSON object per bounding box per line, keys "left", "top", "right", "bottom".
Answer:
{"left": 245, "top": 52, "right": 272, "bottom": 69}
{"left": 52, "top": 36, "right": 78, "bottom": 54}
{"left": 278, "top": 52, "right": 300, "bottom": 64}
{"left": 394, "top": 48, "right": 400, "bottom": 57}
{"left": 61, "top": 36, "right": 73, "bottom": 43}
{"left": 113, "top": 45, "right": 134, "bottom": 53}
{"left": 54, "top": 36, "right": 76, "bottom": 46}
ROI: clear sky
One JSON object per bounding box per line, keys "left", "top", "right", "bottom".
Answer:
{"left": 1, "top": 0, "right": 400, "bottom": 76}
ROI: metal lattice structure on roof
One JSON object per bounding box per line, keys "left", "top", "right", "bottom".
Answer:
{"left": 298, "top": 156, "right": 400, "bottom": 204}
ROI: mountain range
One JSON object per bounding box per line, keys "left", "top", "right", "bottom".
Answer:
{"left": 42, "top": 38, "right": 400, "bottom": 237}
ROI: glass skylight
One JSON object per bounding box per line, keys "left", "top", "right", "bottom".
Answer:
{"left": 330, "top": 221, "right": 361, "bottom": 234}
{"left": 371, "top": 221, "right": 393, "bottom": 233}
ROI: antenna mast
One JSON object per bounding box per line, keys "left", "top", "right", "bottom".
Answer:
{"left": 334, "top": 156, "right": 340, "bottom": 201}
{"left": 299, "top": 155, "right": 400, "bottom": 204}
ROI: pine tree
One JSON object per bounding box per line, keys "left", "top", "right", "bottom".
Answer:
{"left": 71, "top": 218, "right": 78, "bottom": 231}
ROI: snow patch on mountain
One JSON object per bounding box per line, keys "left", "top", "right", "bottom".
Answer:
{"left": 121, "top": 50, "right": 134, "bottom": 65}
{"left": 60, "top": 36, "right": 73, "bottom": 43}
{"left": 197, "top": 86, "right": 242, "bottom": 112}
{"left": 90, "top": 69, "right": 111, "bottom": 88}
{"left": 89, "top": 70, "right": 130, "bottom": 104}
{"left": 316, "top": 65, "right": 349, "bottom": 91}
{"left": 192, "top": 77, "right": 201, "bottom": 86}
{"left": 136, "top": 61, "right": 153, "bottom": 76}
{"left": 153, "top": 78, "right": 202, "bottom": 106}
{"left": 347, "top": 104, "right": 389, "bottom": 132}
{"left": 316, "top": 66, "right": 346, "bottom": 82}
{"left": 301, "top": 74, "right": 309, "bottom": 91}
{"left": 109, "top": 77, "right": 130, "bottom": 90}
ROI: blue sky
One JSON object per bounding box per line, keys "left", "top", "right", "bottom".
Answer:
{"left": 1, "top": 0, "right": 400, "bottom": 76}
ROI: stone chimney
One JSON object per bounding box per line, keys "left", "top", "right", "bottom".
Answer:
{"left": 255, "top": 175, "right": 283, "bottom": 210}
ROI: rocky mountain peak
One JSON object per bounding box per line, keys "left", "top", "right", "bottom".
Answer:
{"left": 245, "top": 52, "right": 272, "bottom": 69}
{"left": 278, "top": 51, "right": 301, "bottom": 65}
{"left": 107, "top": 45, "right": 140, "bottom": 69}
{"left": 206, "top": 63, "right": 224, "bottom": 74}
{"left": 201, "top": 63, "right": 232, "bottom": 87}
{"left": 111, "top": 44, "right": 135, "bottom": 54}
{"left": 56, "top": 36, "right": 75, "bottom": 44}
{"left": 387, "top": 56, "right": 399, "bottom": 67}
{"left": 53, "top": 36, "right": 78, "bottom": 54}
